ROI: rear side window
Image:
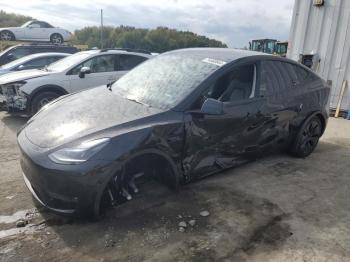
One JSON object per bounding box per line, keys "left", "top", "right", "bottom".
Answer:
{"left": 260, "top": 61, "right": 303, "bottom": 97}
{"left": 70, "top": 54, "right": 116, "bottom": 74}
{"left": 293, "top": 64, "right": 309, "bottom": 81}
{"left": 117, "top": 55, "right": 148, "bottom": 71}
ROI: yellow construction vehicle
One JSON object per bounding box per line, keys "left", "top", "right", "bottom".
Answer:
{"left": 249, "top": 39, "right": 288, "bottom": 57}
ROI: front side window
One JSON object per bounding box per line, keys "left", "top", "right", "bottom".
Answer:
{"left": 117, "top": 55, "right": 147, "bottom": 70}
{"left": 203, "top": 64, "right": 256, "bottom": 103}
{"left": 28, "top": 22, "right": 41, "bottom": 28}
{"left": 47, "top": 52, "right": 92, "bottom": 72}
{"left": 70, "top": 55, "right": 116, "bottom": 74}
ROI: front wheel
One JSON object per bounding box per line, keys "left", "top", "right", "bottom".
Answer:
{"left": 30, "top": 91, "right": 60, "bottom": 116}
{"left": 0, "top": 30, "right": 15, "bottom": 41}
{"left": 50, "top": 33, "right": 63, "bottom": 44}
{"left": 289, "top": 116, "right": 323, "bottom": 158}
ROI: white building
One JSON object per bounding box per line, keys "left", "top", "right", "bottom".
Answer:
{"left": 287, "top": 0, "right": 350, "bottom": 111}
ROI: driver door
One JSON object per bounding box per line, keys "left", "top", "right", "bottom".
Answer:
{"left": 183, "top": 62, "right": 268, "bottom": 178}
{"left": 68, "top": 54, "right": 118, "bottom": 92}
{"left": 25, "top": 21, "right": 46, "bottom": 39}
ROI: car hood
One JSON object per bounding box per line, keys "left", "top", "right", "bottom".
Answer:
{"left": 0, "top": 68, "right": 11, "bottom": 76}
{"left": 0, "top": 27, "right": 15, "bottom": 31}
{"left": 0, "top": 69, "right": 52, "bottom": 85}
{"left": 23, "top": 86, "right": 164, "bottom": 148}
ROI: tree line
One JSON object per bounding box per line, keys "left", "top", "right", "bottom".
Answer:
{"left": 0, "top": 10, "right": 32, "bottom": 27}
{"left": 72, "top": 26, "right": 227, "bottom": 52}
{"left": 0, "top": 10, "right": 228, "bottom": 52}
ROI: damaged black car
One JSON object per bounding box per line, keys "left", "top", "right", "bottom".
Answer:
{"left": 17, "top": 48, "right": 330, "bottom": 217}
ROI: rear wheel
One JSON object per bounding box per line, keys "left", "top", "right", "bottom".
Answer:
{"left": 30, "top": 91, "right": 60, "bottom": 115}
{"left": 289, "top": 116, "right": 322, "bottom": 158}
{"left": 0, "top": 30, "right": 15, "bottom": 41}
{"left": 50, "top": 33, "right": 63, "bottom": 44}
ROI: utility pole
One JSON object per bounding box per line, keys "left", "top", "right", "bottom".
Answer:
{"left": 100, "top": 9, "right": 103, "bottom": 49}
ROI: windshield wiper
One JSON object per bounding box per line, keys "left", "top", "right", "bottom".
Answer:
{"left": 106, "top": 80, "right": 117, "bottom": 91}
{"left": 40, "top": 66, "right": 49, "bottom": 72}
{"left": 125, "top": 97, "right": 151, "bottom": 107}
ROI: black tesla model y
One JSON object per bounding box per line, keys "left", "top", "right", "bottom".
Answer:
{"left": 18, "top": 48, "right": 330, "bottom": 217}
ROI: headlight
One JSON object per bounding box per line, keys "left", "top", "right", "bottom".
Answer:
{"left": 3, "top": 81, "right": 26, "bottom": 96}
{"left": 10, "top": 81, "right": 27, "bottom": 91}
{"left": 48, "top": 138, "right": 110, "bottom": 164}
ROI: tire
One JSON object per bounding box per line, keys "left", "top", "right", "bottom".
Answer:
{"left": 30, "top": 91, "right": 60, "bottom": 115}
{"left": 289, "top": 116, "right": 323, "bottom": 158}
{"left": 50, "top": 33, "right": 63, "bottom": 44}
{"left": 0, "top": 30, "right": 15, "bottom": 41}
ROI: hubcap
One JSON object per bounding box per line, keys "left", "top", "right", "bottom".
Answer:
{"left": 39, "top": 97, "right": 53, "bottom": 107}
{"left": 1, "top": 32, "right": 12, "bottom": 41}
{"left": 299, "top": 120, "right": 321, "bottom": 155}
{"left": 52, "top": 35, "right": 62, "bottom": 44}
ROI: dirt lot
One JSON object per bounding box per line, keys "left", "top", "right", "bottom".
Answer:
{"left": 1, "top": 111, "right": 350, "bottom": 262}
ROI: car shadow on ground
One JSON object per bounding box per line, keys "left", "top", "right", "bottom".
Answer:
{"left": 1, "top": 113, "right": 29, "bottom": 133}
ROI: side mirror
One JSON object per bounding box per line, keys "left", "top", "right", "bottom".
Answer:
{"left": 7, "top": 53, "right": 14, "bottom": 60}
{"left": 200, "top": 98, "right": 224, "bottom": 115}
{"left": 79, "top": 66, "right": 91, "bottom": 78}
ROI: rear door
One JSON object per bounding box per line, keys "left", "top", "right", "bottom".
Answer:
{"left": 257, "top": 60, "right": 302, "bottom": 151}
{"left": 68, "top": 54, "right": 117, "bottom": 92}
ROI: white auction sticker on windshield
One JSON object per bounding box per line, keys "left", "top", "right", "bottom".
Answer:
{"left": 202, "top": 58, "right": 226, "bottom": 67}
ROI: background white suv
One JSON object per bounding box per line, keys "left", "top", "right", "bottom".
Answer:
{"left": 0, "top": 20, "right": 72, "bottom": 44}
{"left": 0, "top": 49, "right": 151, "bottom": 115}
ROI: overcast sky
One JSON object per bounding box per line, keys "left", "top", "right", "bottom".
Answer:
{"left": 1, "top": 0, "right": 295, "bottom": 48}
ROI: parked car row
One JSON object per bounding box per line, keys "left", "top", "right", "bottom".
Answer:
{"left": 0, "top": 43, "right": 78, "bottom": 65}
{"left": 0, "top": 47, "right": 151, "bottom": 114}
{"left": 13, "top": 48, "right": 330, "bottom": 217}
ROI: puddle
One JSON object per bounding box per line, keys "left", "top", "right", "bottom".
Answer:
{"left": 0, "top": 208, "right": 39, "bottom": 224}
{"left": 0, "top": 223, "right": 46, "bottom": 239}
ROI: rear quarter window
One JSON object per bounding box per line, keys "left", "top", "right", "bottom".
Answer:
{"left": 292, "top": 64, "right": 309, "bottom": 82}
{"left": 117, "top": 55, "right": 148, "bottom": 71}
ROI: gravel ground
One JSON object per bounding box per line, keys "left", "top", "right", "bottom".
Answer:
{"left": 1, "top": 111, "right": 350, "bottom": 262}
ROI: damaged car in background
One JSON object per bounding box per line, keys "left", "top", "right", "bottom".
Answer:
{"left": 0, "top": 52, "right": 69, "bottom": 108}
{"left": 17, "top": 48, "right": 330, "bottom": 217}
{"left": 0, "top": 48, "right": 151, "bottom": 115}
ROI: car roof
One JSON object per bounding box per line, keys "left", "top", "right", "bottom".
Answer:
{"left": 165, "top": 48, "right": 271, "bottom": 63}
{"left": 78, "top": 49, "right": 152, "bottom": 57}
{"left": 23, "top": 52, "right": 69, "bottom": 59}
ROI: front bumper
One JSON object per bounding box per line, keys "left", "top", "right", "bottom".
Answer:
{"left": 23, "top": 172, "right": 75, "bottom": 214}
{"left": 18, "top": 131, "right": 115, "bottom": 216}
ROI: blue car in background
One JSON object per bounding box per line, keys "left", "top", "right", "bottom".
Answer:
{"left": 0, "top": 52, "right": 69, "bottom": 76}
